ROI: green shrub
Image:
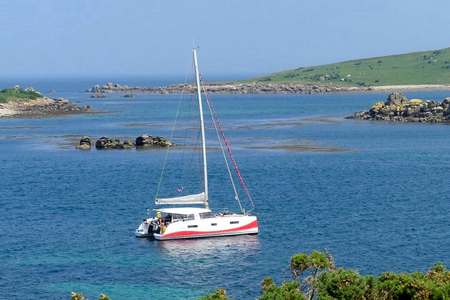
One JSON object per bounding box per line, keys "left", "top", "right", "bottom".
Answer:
{"left": 199, "top": 288, "right": 228, "bottom": 300}
{"left": 0, "top": 87, "right": 42, "bottom": 103}
{"left": 316, "top": 269, "right": 369, "bottom": 300}
{"left": 259, "top": 278, "right": 305, "bottom": 300}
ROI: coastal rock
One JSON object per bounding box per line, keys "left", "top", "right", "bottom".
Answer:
{"left": 348, "top": 92, "right": 450, "bottom": 123}
{"left": 121, "top": 140, "right": 134, "bottom": 149}
{"left": 87, "top": 82, "right": 374, "bottom": 95}
{"left": 76, "top": 136, "right": 91, "bottom": 150}
{"left": 95, "top": 137, "right": 115, "bottom": 149}
{"left": 95, "top": 136, "right": 135, "bottom": 150}
{"left": 0, "top": 87, "right": 91, "bottom": 118}
{"left": 136, "top": 135, "right": 173, "bottom": 147}
{"left": 95, "top": 137, "right": 134, "bottom": 150}
{"left": 385, "top": 92, "right": 408, "bottom": 105}
{"left": 88, "top": 85, "right": 102, "bottom": 93}
{"left": 82, "top": 135, "right": 173, "bottom": 150}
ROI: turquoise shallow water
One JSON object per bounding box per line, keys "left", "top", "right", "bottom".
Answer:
{"left": 1, "top": 80, "right": 449, "bottom": 299}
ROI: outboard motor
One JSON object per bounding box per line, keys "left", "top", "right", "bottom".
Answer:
{"left": 135, "top": 218, "right": 155, "bottom": 238}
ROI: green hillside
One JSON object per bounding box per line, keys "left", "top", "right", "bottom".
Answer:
{"left": 254, "top": 47, "right": 450, "bottom": 86}
{"left": 0, "top": 87, "right": 42, "bottom": 103}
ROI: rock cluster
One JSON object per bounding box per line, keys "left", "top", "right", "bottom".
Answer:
{"left": 76, "top": 135, "right": 172, "bottom": 150}
{"left": 87, "top": 82, "right": 369, "bottom": 95}
{"left": 349, "top": 92, "right": 450, "bottom": 123}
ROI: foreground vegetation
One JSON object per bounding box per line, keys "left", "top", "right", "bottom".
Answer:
{"left": 0, "top": 86, "right": 42, "bottom": 103}
{"left": 201, "top": 251, "right": 450, "bottom": 300}
{"left": 253, "top": 47, "right": 450, "bottom": 87}
{"left": 72, "top": 251, "right": 449, "bottom": 299}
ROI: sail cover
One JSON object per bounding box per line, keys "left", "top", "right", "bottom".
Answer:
{"left": 155, "top": 192, "right": 206, "bottom": 205}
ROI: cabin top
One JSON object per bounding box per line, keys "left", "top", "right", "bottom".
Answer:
{"left": 155, "top": 207, "right": 211, "bottom": 215}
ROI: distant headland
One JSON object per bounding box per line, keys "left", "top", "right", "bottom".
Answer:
{"left": 88, "top": 47, "right": 450, "bottom": 96}
{"left": 0, "top": 86, "right": 90, "bottom": 118}
{"left": 252, "top": 47, "right": 450, "bottom": 87}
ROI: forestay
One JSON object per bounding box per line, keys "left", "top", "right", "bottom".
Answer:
{"left": 155, "top": 192, "right": 206, "bottom": 205}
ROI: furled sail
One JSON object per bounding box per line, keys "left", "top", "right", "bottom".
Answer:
{"left": 155, "top": 192, "right": 206, "bottom": 205}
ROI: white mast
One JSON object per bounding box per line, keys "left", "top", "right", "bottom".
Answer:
{"left": 193, "top": 48, "right": 209, "bottom": 208}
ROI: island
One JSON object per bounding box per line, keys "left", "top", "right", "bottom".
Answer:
{"left": 348, "top": 92, "right": 450, "bottom": 123}
{"left": 87, "top": 47, "right": 450, "bottom": 95}
{"left": 0, "top": 86, "right": 90, "bottom": 118}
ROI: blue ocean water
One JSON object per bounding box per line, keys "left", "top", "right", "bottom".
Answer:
{"left": 1, "top": 79, "right": 449, "bottom": 299}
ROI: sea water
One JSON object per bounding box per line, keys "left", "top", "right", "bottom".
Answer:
{"left": 1, "top": 79, "right": 449, "bottom": 299}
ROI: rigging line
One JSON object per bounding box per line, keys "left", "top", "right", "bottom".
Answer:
{"left": 201, "top": 83, "right": 256, "bottom": 212}
{"left": 177, "top": 91, "right": 195, "bottom": 186}
{"left": 203, "top": 84, "right": 244, "bottom": 214}
{"left": 154, "top": 69, "right": 190, "bottom": 201}
{"left": 180, "top": 92, "right": 200, "bottom": 193}
{"left": 202, "top": 81, "right": 255, "bottom": 211}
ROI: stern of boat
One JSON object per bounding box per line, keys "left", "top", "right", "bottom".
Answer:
{"left": 135, "top": 218, "right": 154, "bottom": 238}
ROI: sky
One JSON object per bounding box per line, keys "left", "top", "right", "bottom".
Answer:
{"left": 1, "top": 0, "right": 450, "bottom": 79}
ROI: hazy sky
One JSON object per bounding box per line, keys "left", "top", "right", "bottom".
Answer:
{"left": 1, "top": 0, "right": 450, "bottom": 78}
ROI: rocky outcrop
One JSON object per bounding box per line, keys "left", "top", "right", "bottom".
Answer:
{"left": 87, "top": 82, "right": 371, "bottom": 95}
{"left": 135, "top": 135, "right": 173, "bottom": 147}
{"left": 0, "top": 97, "right": 90, "bottom": 118}
{"left": 385, "top": 91, "right": 409, "bottom": 105}
{"left": 95, "top": 137, "right": 134, "bottom": 150}
{"left": 76, "top": 136, "right": 91, "bottom": 150}
{"left": 24, "top": 98, "right": 90, "bottom": 115}
{"left": 77, "top": 135, "right": 172, "bottom": 150}
{"left": 348, "top": 92, "right": 450, "bottom": 123}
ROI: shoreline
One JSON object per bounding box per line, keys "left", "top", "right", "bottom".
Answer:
{"left": 369, "top": 84, "right": 450, "bottom": 91}
{"left": 0, "top": 97, "right": 90, "bottom": 118}
{"left": 88, "top": 82, "right": 450, "bottom": 96}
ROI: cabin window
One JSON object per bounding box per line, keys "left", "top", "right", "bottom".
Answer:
{"left": 170, "top": 214, "right": 195, "bottom": 222}
{"left": 230, "top": 221, "right": 239, "bottom": 224}
{"left": 188, "top": 225, "right": 198, "bottom": 228}
{"left": 185, "top": 214, "right": 195, "bottom": 221}
{"left": 200, "top": 212, "right": 215, "bottom": 219}
{"left": 211, "top": 223, "right": 217, "bottom": 226}
{"left": 171, "top": 214, "right": 183, "bottom": 222}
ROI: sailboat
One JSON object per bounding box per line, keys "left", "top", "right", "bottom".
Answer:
{"left": 135, "top": 49, "right": 259, "bottom": 240}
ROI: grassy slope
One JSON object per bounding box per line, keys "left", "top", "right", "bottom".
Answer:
{"left": 0, "top": 88, "right": 42, "bottom": 103}
{"left": 254, "top": 47, "right": 450, "bottom": 86}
